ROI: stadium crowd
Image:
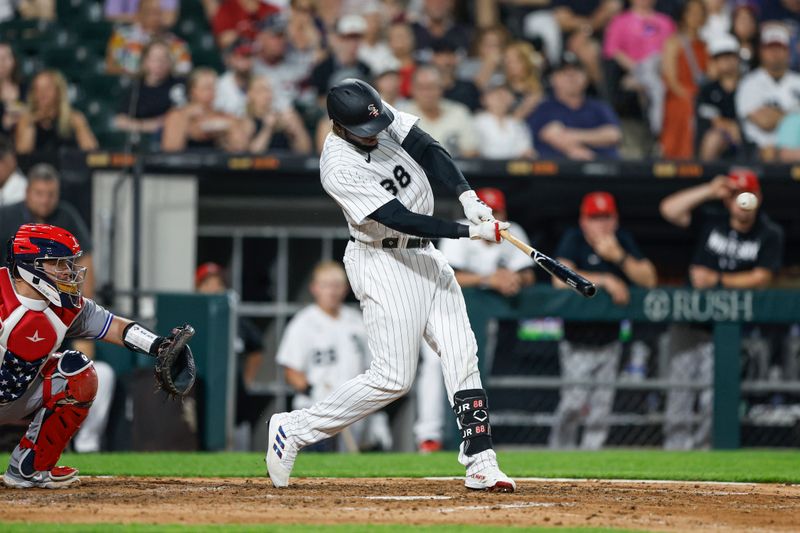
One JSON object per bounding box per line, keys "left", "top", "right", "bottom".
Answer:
{"left": 0, "top": 0, "right": 798, "bottom": 160}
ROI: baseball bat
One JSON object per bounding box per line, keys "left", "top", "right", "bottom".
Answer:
{"left": 500, "top": 230, "right": 597, "bottom": 298}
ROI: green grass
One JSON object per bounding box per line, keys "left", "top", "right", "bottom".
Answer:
{"left": 0, "top": 525, "right": 644, "bottom": 533}
{"left": 1, "top": 449, "right": 798, "bottom": 483}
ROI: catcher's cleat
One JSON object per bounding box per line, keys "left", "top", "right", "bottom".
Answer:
{"left": 266, "top": 412, "right": 298, "bottom": 488}
{"left": 2, "top": 464, "right": 80, "bottom": 489}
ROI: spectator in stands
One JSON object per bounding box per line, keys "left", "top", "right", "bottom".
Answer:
{"left": 387, "top": 21, "right": 417, "bottom": 100}
{"left": 503, "top": 41, "right": 545, "bottom": 120}
{"left": 0, "top": 134, "right": 26, "bottom": 208}
{"left": 0, "top": 164, "right": 93, "bottom": 276}
{"left": 16, "top": 0, "right": 55, "bottom": 20}
{"left": 254, "top": 13, "right": 315, "bottom": 113}
{"left": 528, "top": 52, "right": 622, "bottom": 160}
{"left": 276, "top": 261, "right": 392, "bottom": 452}
{"left": 776, "top": 111, "right": 800, "bottom": 161}
{"left": 114, "top": 39, "right": 187, "bottom": 138}
{"left": 195, "top": 262, "right": 266, "bottom": 450}
{"left": 731, "top": 1, "right": 760, "bottom": 75}
{"left": 309, "top": 15, "right": 371, "bottom": 103}
{"left": 104, "top": 0, "right": 178, "bottom": 27}
{"left": 212, "top": 0, "right": 280, "bottom": 50}
{"left": 554, "top": 0, "right": 622, "bottom": 89}
{"left": 550, "top": 191, "right": 656, "bottom": 450}
{"left": 357, "top": 2, "right": 394, "bottom": 76}
{"left": 286, "top": 0, "right": 324, "bottom": 66}
{"left": 429, "top": 38, "right": 481, "bottom": 111}
{"left": 105, "top": 0, "right": 192, "bottom": 76}
{"left": 660, "top": 0, "right": 709, "bottom": 159}
{"left": 458, "top": 25, "right": 510, "bottom": 92}
{"left": 374, "top": 67, "right": 403, "bottom": 108}
{"left": 400, "top": 65, "right": 478, "bottom": 157}
{"left": 15, "top": 70, "right": 98, "bottom": 154}
{"left": 475, "top": 83, "right": 535, "bottom": 159}
{"left": 0, "top": 43, "right": 24, "bottom": 136}
{"left": 660, "top": 169, "right": 783, "bottom": 449}
{"left": 240, "top": 74, "right": 311, "bottom": 153}
{"left": 411, "top": 0, "right": 471, "bottom": 55}
{"left": 215, "top": 38, "right": 255, "bottom": 117}
{"left": 736, "top": 24, "right": 800, "bottom": 161}
{"left": 696, "top": 34, "right": 743, "bottom": 161}
{"left": 603, "top": 0, "right": 676, "bottom": 131}
{"left": 700, "top": 0, "right": 732, "bottom": 44}
{"left": 162, "top": 68, "right": 244, "bottom": 151}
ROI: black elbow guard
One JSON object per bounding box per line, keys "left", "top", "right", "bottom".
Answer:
{"left": 402, "top": 125, "right": 470, "bottom": 195}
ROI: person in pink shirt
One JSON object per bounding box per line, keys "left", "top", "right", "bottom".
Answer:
{"left": 603, "top": 0, "right": 676, "bottom": 71}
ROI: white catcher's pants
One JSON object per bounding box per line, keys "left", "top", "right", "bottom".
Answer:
{"left": 282, "top": 241, "right": 483, "bottom": 454}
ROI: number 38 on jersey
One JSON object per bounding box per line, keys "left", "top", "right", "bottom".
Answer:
{"left": 380, "top": 165, "right": 412, "bottom": 196}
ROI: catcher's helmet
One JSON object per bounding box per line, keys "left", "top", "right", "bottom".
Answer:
{"left": 7, "top": 223, "right": 86, "bottom": 308}
{"left": 327, "top": 78, "right": 394, "bottom": 137}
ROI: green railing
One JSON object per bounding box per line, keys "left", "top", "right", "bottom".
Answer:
{"left": 463, "top": 286, "right": 800, "bottom": 449}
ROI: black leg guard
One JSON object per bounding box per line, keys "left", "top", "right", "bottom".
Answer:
{"left": 453, "top": 389, "right": 493, "bottom": 456}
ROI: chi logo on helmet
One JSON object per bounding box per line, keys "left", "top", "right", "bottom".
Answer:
{"left": 367, "top": 103, "right": 379, "bottom": 118}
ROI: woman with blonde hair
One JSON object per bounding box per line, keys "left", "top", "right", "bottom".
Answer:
{"left": 161, "top": 67, "right": 241, "bottom": 152}
{"left": 15, "top": 70, "right": 98, "bottom": 153}
{"left": 503, "top": 40, "right": 544, "bottom": 120}
{"left": 237, "top": 75, "right": 311, "bottom": 154}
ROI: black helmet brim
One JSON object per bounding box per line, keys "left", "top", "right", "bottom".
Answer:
{"left": 341, "top": 106, "right": 394, "bottom": 137}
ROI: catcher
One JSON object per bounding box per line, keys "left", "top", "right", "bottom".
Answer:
{"left": 0, "top": 223, "right": 195, "bottom": 489}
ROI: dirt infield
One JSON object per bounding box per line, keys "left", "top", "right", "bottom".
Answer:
{"left": 2, "top": 476, "right": 799, "bottom": 531}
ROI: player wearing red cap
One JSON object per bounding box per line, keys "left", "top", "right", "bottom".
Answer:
{"left": 549, "top": 192, "right": 657, "bottom": 449}
{"left": 659, "top": 170, "right": 784, "bottom": 449}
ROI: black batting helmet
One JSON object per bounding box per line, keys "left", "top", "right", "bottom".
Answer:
{"left": 326, "top": 78, "right": 394, "bottom": 137}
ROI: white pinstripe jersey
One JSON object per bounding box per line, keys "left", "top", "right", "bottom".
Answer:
{"left": 320, "top": 102, "right": 434, "bottom": 243}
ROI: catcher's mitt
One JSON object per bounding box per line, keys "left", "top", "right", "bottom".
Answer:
{"left": 154, "top": 324, "right": 197, "bottom": 398}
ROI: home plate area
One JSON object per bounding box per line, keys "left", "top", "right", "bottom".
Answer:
{"left": 1, "top": 476, "right": 799, "bottom": 531}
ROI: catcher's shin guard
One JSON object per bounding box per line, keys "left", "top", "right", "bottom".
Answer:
{"left": 11, "top": 351, "right": 97, "bottom": 478}
{"left": 453, "top": 389, "right": 493, "bottom": 456}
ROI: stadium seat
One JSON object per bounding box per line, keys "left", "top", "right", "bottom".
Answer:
{"left": 41, "top": 45, "right": 104, "bottom": 77}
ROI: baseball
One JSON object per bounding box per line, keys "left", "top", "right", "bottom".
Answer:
{"left": 736, "top": 192, "right": 758, "bottom": 211}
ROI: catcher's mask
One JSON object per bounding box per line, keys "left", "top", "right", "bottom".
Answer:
{"left": 7, "top": 223, "right": 86, "bottom": 309}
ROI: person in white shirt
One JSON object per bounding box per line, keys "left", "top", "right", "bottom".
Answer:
{"left": 214, "top": 38, "right": 255, "bottom": 117}
{"left": 736, "top": 23, "right": 800, "bottom": 160}
{"left": 415, "top": 188, "right": 534, "bottom": 452}
{"left": 276, "top": 261, "right": 391, "bottom": 452}
{"left": 0, "top": 134, "right": 27, "bottom": 208}
{"left": 399, "top": 65, "right": 479, "bottom": 157}
{"left": 474, "top": 84, "right": 535, "bottom": 160}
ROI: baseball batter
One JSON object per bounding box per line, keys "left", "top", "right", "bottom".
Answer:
{"left": 266, "top": 79, "right": 515, "bottom": 492}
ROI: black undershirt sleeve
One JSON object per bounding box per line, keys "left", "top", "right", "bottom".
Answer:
{"left": 368, "top": 199, "right": 470, "bottom": 239}
{"left": 401, "top": 125, "right": 471, "bottom": 195}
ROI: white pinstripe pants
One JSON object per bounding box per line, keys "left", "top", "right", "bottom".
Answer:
{"left": 283, "top": 241, "right": 483, "bottom": 448}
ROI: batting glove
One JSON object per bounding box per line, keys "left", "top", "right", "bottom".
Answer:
{"left": 459, "top": 190, "right": 494, "bottom": 225}
{"left": 469, "top": 220, "right": 510, "bottom": 243}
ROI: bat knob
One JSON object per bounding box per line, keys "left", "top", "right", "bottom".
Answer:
{"left": 583, "top": 284, "right": 597, "bottom": 298}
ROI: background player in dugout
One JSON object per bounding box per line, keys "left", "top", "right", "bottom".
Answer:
{"left": 276, "top": 261, "right": 391, "bottom": 452}
{"left": 551, "top": 192, "right": 657, "bottom": 450}
{"left": 266, "top": 79, "right": 516, "bottom": 492}
{"left": 195, "top": 262, "right": 267, "bottom": 451}
{"left": 414, "top": 187, "right": 535, "bottom": 453}
{"left": 660, "top": 169, "right": 783, "bottom": 449}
